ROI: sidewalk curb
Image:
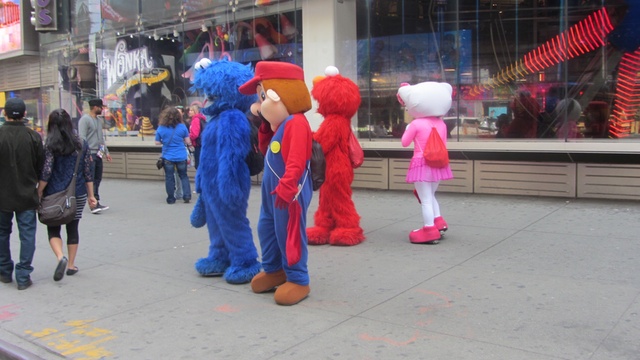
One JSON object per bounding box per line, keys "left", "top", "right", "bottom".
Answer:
{"left": 0, "top": 339, "right": 46, "bottom": 360}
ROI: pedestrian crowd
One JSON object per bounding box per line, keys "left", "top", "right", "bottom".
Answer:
{"left": 0, "top": 98, "right": 111, "bottom": 290}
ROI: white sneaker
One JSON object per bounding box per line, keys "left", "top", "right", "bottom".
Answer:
{"left": 96, "top": 203, "right": 109, "bottom": 211}
{"left": 91, "top": 203, "right": 109, "bottom": 214}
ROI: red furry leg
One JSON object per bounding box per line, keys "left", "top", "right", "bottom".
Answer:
{"left": 307, "top": 191, "right": 334, "bottom": 245}
{"left": 307, "top": 226, "right": 331, "bottom": 245}
{"left": 329, "top": 227, "right": 365, "bottom": 246}
{"left": 328, "top": 197, "right": 365, "bottom": 246}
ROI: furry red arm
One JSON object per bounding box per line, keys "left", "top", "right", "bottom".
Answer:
{"left": 313, "top": 114, "right": 351, "bottom": 154}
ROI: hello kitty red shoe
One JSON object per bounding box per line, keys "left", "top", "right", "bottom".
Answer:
{"left": 434, "top": 216, "right": 448, "bottom": 232}
{"left": 409, "top": 225, "right": 441, "bottom": 244}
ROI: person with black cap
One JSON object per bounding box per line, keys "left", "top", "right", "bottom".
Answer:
{"left": 0, "top": 98, "right": 45, "bottom": 290}
{"left": 78, "top": 98, "right": 112, "bottom": 214}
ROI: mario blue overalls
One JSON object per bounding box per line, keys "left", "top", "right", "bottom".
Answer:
{"left": 257, "top": 116, "right": 313, "bottom": 286}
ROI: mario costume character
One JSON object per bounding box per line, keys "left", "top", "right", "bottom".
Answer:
{"left": 397, "top": 81, "right": 453, "bottom": 244}
{"left": 189, "top": 59, "right": 261, "bottom": 284}
{"left": 306, "top": 66, "right": 365, "bottom": 246}
{"left": 239, "top": 61, "right": 314, "bottom": 306}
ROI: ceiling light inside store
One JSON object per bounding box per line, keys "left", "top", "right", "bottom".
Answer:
{"left": 201, "top": 23, "right": 208, "bottom": 32}
{"left": 153, "top": 30, "right": 159, "bottom": 41}
{"left": 173, "top": 28, "right": 179, "bottom": 38}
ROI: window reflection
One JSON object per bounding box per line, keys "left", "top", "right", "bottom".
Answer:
{"left": 356, "top": 0, "right": 640, "bottom": 141}
{"left": 40, "top": 1, "right": 301, "bottom": 139}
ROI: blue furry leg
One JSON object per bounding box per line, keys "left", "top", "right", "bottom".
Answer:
{"left": 195, "top": 241, "right": 230, "bottom": 276}
{"left": 195, "top": 257, "right": 230, "bottom": 276}
{"left": 216, "top": 216, "right": 261, "bottom": 284}
{"left": 224, "top": 261, "right": 262, "bottom": 284}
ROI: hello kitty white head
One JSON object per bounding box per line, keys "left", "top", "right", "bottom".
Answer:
{"left": 396, "top": 81, "right": 453, "bottom": 119}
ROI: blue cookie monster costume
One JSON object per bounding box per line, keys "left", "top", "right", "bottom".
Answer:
{"left": 189, "top": 59, "right": 261, "bottom": 284}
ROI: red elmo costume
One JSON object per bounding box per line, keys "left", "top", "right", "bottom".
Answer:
{"left": 306, "top": 67, "right": 365, "bottom": 246}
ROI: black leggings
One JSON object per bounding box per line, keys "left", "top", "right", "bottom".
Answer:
{"left": 47, "top": 219, "right": 80, "bottom": 245}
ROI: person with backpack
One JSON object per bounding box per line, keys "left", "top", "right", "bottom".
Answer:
{"left": 397, "top": 82, "right": 454, "bottom": 244}
{"left": 188, "top": 103, "right": 206, "bottom": 170}
{"left": 239, "top": 61, "right": 314, "bottom": 306}
{"left": 306, "top": 66, "right": 365, "bottom": 246}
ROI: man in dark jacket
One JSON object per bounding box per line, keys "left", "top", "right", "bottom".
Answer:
{"left": 0, "top": 98, "right": 44, "bottom": 290}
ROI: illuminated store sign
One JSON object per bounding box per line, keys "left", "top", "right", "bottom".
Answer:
{"left": 100, "top": 40, "right": 154, "bottom": 89}
{"left": 33, "top": 0, "right": 57, "bottom": 32}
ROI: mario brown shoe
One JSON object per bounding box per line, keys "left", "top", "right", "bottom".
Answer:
{"left": 250, "top": 270, "right": 287, "bottom": 293}
{"left": 274, "top": 282, "right": 310, "bottom": 306}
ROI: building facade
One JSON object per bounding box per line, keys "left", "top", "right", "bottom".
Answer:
{"left": 2, "top": 0, "right": 640, "bottom": 199}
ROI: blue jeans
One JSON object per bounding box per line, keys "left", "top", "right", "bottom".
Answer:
{"left": 174, "top": 172, "right": 183, "bottom": 199}
{"left": 0, "top": 210, "right": 37, "bottom": 284}
{"left": 164, "top": 160, "right": 191, "bottom": 203}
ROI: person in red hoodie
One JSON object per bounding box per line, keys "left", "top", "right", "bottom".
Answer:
{"left": 187, "top": 102, "right": 207, "bottom": 170}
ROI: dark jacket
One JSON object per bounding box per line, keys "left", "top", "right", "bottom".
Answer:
{"left": 0, "top": 121, "right": 44, "bottom": 212}
{"left": 41, "top": 140, "right": 93, "bottom": 197}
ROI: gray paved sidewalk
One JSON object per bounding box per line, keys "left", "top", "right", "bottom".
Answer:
{"left": 1, "top": 179, "right": 640, "bottom": 359}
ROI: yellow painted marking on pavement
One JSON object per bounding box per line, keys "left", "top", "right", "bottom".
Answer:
{"left": 25, "top": 320, "right": 116, "bottom": 359}
{"left": 50, "top": 338, "right": 81, "bottom": 352}
{"left": 24, "top": 328, "right": 58, "bottom": 338}
{"left": 72, "top": 326, "right": 113, "bottom": 337}
{"left": 65, "top": 319, "right": 94, "bottom": 327}
{"left": 60, "top": 336, "right": 116, "bottom": 357}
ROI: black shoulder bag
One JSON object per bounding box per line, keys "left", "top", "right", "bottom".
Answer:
{"left": 38, "top": 151, "right": 81, "bottom": 226}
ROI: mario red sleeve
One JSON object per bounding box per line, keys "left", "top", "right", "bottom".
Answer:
{"left": 275, "top": 114, "right": 312, "bottom": 202}
{"left": 258, "top": 119, "right": 274, "bottom": 156}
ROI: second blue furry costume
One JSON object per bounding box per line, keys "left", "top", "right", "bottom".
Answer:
{"left": 190, "top": 59, "right": 261, "bottom": 284}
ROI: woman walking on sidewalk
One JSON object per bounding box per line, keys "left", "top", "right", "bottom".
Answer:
{"left": 38, "top": 109, "right": 97, "bottom": 281}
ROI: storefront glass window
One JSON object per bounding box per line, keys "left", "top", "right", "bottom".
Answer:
{"left": 37, "top": 0, "right": 301, "bottom": 141}
{"left": 356, "top": 1, "right": 640, "bottom": 141}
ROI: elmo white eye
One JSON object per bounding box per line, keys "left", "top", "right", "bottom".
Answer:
{"left": 324, "top": 66, "right": 339, "bottom": 77}
{"left": 195, "top": 58, "right": 212, "bottom": 71}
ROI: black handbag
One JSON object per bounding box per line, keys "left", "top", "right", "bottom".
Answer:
{"left": 38, "top": 151, "right": 81, "bottom": 226}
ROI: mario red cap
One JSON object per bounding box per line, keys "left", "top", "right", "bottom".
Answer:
{"left": 239, "top": 61, "right": 305, "bottom": 95}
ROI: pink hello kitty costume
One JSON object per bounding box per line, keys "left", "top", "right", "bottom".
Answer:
{"left": 397, "top": 81, "right": 453, "bottom": 244}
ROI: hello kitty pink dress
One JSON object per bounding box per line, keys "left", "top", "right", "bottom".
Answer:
{"left": 401, "top": 116, "right": 453, "bottom": 183}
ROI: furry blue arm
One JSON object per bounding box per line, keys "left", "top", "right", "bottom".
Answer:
{"left": 190, "top": 196, "right": 207, "bottom": 228}
{"left": 216, "top": 110, "right": 252, "bottom": 204}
